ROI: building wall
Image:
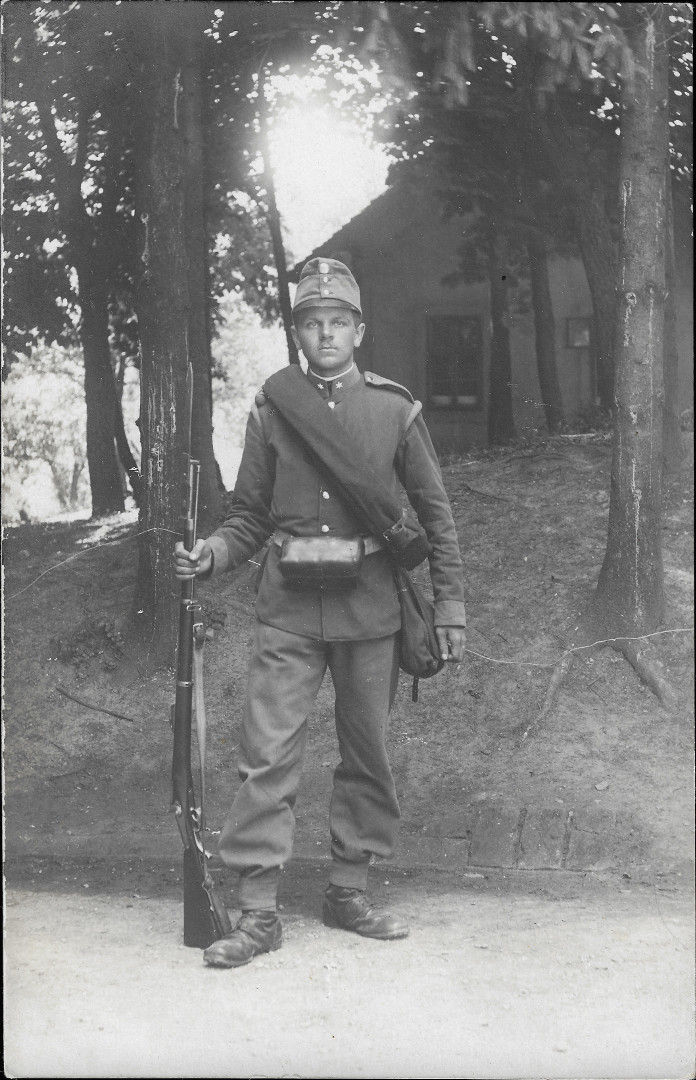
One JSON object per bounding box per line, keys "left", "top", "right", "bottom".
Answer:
{"left": 317, "top": 185, "right": 692, "bottom": 453}
{"left": 348, "top": 200, "right": 595, "bottom": 453}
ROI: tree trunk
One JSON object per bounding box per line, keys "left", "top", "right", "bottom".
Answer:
{"left": 182, "top": 14, "right": 225, "bottom": 529}
{"left": 23, "top": 23, "right": 125, "bottom": 518}
{"left": 527, "top": 232, "right": 564, "bottom": 432}
{"left": 48, "top": 460, "right": 70, "bottom": 510}
{"left": 258, "top": 81, "right": 300, "bottom": 365}
{"left": 487, "top": 227, "right": 516, "bottom": 445}
{"left": 662, "top": 175, "right": 682, "bottom": 473}
{"left": 594, "top": 7, "right": 669, "bottom": 636}
{"left": 79, "top": 273, "right": 126, "bottom": 516}
{"left": 131, "top": 7, "right": 192, "bottom": 670}
{"left": 70, "top": 460, "right": 84, "bottom": 509}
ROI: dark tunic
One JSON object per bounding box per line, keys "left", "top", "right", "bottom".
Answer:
{"left": 206, "top": 363, "right": 466, "bottom": 640}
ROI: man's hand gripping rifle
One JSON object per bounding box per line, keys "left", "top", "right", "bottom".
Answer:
{"left": 171, "top": 365, "right": 231, "bottom": 948}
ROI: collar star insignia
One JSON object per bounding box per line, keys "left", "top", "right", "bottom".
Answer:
{"left": 317, "top": 382, "right": 325, "bottom": 390}
{"left": 335, "top": 381, "right": 343, "bottom": 389}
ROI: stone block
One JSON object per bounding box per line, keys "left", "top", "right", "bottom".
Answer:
{"left": 428, "top": 809, "right": 476, "bottom": 839}
{"left": 517, "top": 807, "right": 567, "bottom": 869}
{"left": 565, "top": 809, "right": 618, "bottom": 870}
{"left": 395, "top": 836, "right": 470, "bottom": 869}
{"left": 468, "top": 805, "right": 521, "bottom": 868}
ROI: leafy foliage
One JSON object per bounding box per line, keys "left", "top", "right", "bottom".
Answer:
{"left": 2, "top": 3, "right": 139, "bottom": 368}
{"left": 210, "top": 291, "right": 285, "bottom": 485}
{"left": 2, "top": 341, "right": 89, "bottom": 520}
{"left": 1, "top": 92, "right": 77, "bottom": 361}
{"left": 359, "top": 2, "right": 691, "bottom": 242}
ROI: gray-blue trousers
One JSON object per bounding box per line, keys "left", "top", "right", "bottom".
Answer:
{"left": 218, "top": 621, "right": 401, "bottom": 910}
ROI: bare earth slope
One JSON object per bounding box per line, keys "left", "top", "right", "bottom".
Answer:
{"left": 4, "top": 438, "right": 693, "bottom": 878}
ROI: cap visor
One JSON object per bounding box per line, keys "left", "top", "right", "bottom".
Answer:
{"left": 293, "top": 298, "right": 361, "bottom": 314}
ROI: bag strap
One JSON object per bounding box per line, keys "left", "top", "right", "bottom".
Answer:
{"left": 263, "top": 366, "right": 430, "bottom": 569}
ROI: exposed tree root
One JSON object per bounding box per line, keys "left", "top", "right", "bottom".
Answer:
{"left": 514, "top": 652, "right": 575, "bottom": 746}
{"left": 461, "top": 482, "right": 514, "bottom": 503}
{"left": 611, "top": 638, "right": 681, "bottom": 710}
{"left": 56, "top": 684, "right": 137, "bottom": 723}
{"left": 514, "top": 613, "right": 682, "bottom": 746}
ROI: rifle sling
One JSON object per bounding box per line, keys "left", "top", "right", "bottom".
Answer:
{"left": 193, "top": 630, "right": 209, "bottom": 866}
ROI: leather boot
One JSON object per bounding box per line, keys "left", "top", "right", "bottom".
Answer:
{"left": 323, "top": 884, "right": 409, "bottom": 939}
{"left": 203, "top": 910, "right": 282, "bottom": 968}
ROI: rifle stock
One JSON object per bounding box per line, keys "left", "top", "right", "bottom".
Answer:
{"left": 171, "top": 368, "right": 231, "bottom": 948}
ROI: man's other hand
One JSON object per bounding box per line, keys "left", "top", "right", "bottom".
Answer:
{"left": 173, "top": 539, "right": 212, "bottom": 580}
{"left": 435, "top": 626, "right": 465, "bottom": 663}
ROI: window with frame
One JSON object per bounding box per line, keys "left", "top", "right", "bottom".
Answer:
{"left": 427, "top": 316, "right": 483, "bottom": 409}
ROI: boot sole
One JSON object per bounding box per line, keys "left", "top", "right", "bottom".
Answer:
{"left": 323, "top": 904, "right": 409, "bottom": 940}
{"left": 203, "top": 937, "right": 282, "bottom": 969}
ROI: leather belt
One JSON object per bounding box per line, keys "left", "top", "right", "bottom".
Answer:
{"left": 273, "top": 529, "right": 386, "bottom": 556}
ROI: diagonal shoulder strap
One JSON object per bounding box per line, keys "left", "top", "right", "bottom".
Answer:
{"left": 263, "top": 366, "right": 431, "bottom": 570}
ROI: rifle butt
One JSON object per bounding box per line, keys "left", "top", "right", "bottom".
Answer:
{"left": 182, "top": 847, "right": 231, "bottom": 948}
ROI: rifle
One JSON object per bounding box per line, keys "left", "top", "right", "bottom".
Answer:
{"left": 171, "top": 364, "right": 232, "bottom": 948}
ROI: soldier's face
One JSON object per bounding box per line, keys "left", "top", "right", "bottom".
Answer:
{"left": 292, "top": 306, "right": 365, "bottom": 377}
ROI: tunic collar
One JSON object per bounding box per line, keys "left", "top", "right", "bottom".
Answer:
{"left": 306, "top": 362, "right": 362, "bottom": 400}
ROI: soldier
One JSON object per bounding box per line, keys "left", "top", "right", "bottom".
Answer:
{"left": 174, "top": 257, "right": 466, "bottom": 968}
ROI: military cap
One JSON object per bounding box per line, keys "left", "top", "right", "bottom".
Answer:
{"left": 293, "top": 257, "right": 362, "bottom": 317}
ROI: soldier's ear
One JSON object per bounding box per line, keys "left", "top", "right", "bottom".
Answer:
{"left": 354, "top": 322, "right": 366, "bottom": 347}
{"left": 291, "top": 324, "right": 301, "bottom": 351}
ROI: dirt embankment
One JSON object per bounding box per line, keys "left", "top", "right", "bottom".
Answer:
{"left": 3, "top": 439, "right": 694, "bottom": 878}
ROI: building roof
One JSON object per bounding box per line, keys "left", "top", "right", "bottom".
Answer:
{"left": 289, "top": 184, "right": 409, "bottom": 280}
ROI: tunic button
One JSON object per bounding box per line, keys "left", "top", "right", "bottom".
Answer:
{"left": 328, "top": 401, "right": 336, "bottom": 409}
{"left": 322, "top": 490, "right": 330, "bottom": 499}
{"left": 321, "top": 524, "right": 330, "bottom": 533}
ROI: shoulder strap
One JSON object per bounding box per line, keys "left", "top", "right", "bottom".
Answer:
{"left": 263, "top": 367, "right": 431, "bottom": 569}
{"left": 364, "top": 371, "right": 422, "bottom": 428}
{"left": 364, "top": 371, "right": 415, "bottom": 403}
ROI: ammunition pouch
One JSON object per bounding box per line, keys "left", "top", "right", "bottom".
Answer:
{"left": 278, "top": 535, "right": 365, "bottom": 584}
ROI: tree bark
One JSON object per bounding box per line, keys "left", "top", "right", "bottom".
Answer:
{"left": 662, "top": 174, "right": 683, "bottom": 473}
{"left": 527, "top": 232, "right": 564, "bottom": 432}
{"left": 594, "top": 7, "right": 669, "bottom": 636}
{"left": 78, "top": 272, "right": 126, "bottom": 516}
{"left": 258, "top": 81, "right": 300, "bottom": 365}
{"left": 131, "top": 7, "right": 192, "bottom": 670}
{"left": 70, "top": 460, "right": 84, "bottom": 509}
{"left": 487, "top": 226, "right": 516, "bottom": 445}
{"left": 182, "top": 13, "right": 225, "bottom": 529}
